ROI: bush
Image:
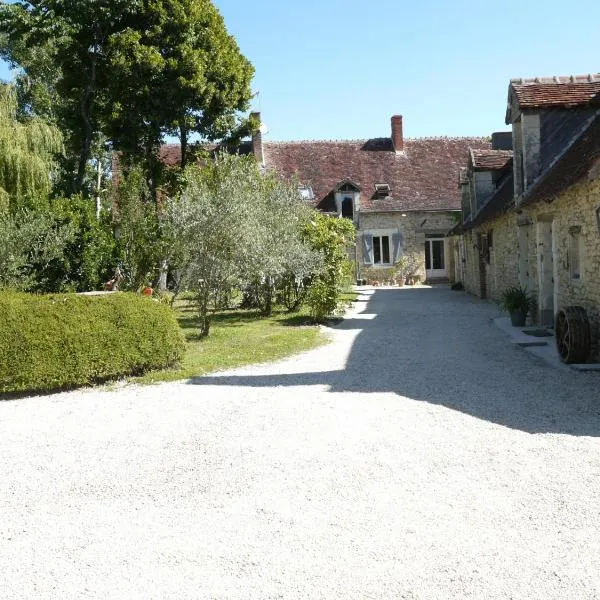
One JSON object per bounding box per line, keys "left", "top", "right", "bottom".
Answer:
{"left": 0, "top": 291, "right": 184, "bottom": 394}
{"left": 303, "top": 214, "right": 356, "bottom": 321}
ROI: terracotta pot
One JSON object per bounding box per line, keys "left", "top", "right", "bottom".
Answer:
{"left": 142, "top": 286, "right": 153, "bottom": 297}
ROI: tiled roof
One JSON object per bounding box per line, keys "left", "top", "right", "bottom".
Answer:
{"left": 522, "top": 113, "right": 600, "bottom": 206}
{"left": 507, "top": 74, "right": 600, "bottom": 122}
{"left": 157, "top": 141, "right": 253, "bottom": 167}
{"left": 264, "top": 136, "right": 490, "bottom": 212}
{"left": 470, "top": 149, "right": 513, "bottom": 171}
{"left": 158, "top": 144, "right": 188, "bottom": 167}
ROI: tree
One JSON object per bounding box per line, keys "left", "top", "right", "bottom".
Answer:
{"left": 0, "top": 0, "right": 139, "bottom": 194}
{"left": 0, "top": 83, "right": 62, "bottom": 210}
{"left": 303, "top": 214, "right": 356, "bottom": 321}
{"left": 0, "top": 208, "right": 74, "bottom": 291}
{"left": 112, "top": 166, "right": 168, "bottom": 291}
{"left": 239, "top": 171, "right": 321, "bottom": 316}
{"left": 0, "top": 0, "right": 254, "bottom": 195}
{"left": 105, "top": 0, "right": 254, "bottom": 173}
{"left": 167, "top": 154, "right": 320, "bottom": 336}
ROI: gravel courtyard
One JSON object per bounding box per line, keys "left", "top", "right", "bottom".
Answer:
{"left": 2, "top": 287, "right": 600, "bottom": 599}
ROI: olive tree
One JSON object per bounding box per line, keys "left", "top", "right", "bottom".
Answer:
{"left": 167, "top": 154, "right": 320, "bottom": 336}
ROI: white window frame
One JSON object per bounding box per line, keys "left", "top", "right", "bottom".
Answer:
{"left": 366, "top": 229, "right": 395, "bottom": 266}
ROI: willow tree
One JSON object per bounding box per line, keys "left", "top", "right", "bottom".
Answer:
{"left": 0, "top": 84, "right": 62, "bottom": 210}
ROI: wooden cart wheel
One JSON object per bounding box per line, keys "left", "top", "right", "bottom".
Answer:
{"left": 555, "top": 306, "right": 591, "bottom": 364}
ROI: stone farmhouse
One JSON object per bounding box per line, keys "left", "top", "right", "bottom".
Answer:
{"left": 451, "top": 74, "right": 600, "bottom": 359}
{"left": 250, "top": 114, "right": 489, "bottom": 283}
{"left": 156, "top": 114, "right": 490, "bottom": 283}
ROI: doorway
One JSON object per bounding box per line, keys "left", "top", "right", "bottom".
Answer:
{"left": 537, "top": 218, "right": 555, "bottom": 327}
{"left": 425, "top": 238, "right": 446, "bottom": 280}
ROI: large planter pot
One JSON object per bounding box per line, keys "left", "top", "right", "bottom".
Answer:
{"left": 509, "top": 310, "right": 527, "bottom": 327}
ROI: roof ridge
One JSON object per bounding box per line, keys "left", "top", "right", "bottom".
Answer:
{"left": 265, "top": 135, "right": 490, "bottom": 145}
{"left": 511, "top": 73, "right": 600, "bottom": 85}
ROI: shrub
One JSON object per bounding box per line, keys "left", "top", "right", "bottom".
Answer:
{"left": 0, "top": 291, "right": 184, "bottom": 394}
{"left": 303, "top": 214, "right": 356, "bottom": 321}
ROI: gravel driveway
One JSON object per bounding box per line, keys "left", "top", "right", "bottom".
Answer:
{"left": 2, "top": 287, "right": 600, "bottom": 599}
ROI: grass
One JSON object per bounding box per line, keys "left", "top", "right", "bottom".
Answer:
{"left": 134, "top": 300, "right": 330, "bottom": 384}
{"left": 339, "top": 289, "right": 358, "bottom": 305}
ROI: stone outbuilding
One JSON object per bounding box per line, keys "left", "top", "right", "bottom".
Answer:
{"left": 506, "top": 75, "right": 600, "bottom": 333}
{"left": 451, "top": 73, "right": 600, "bottom": 361}
{"left": 449, "top": 140, "right": 519, "bottom": 302}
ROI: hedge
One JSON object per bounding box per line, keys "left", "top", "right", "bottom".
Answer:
{"left": 0, "top": 291, "right": 185, "bottom": 394}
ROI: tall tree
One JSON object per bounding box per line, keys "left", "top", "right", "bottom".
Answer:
{"left": 0, "top": 83, "right": 62, "bottom": 210}
{"left": 0, "top": 0, "right": 139, "bottom": 194}
{"left": 0, "top": 0, "right": 254, "bottom": 194}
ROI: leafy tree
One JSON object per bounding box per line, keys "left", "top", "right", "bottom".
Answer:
{"left": 0, "top": 0, "right": 139, "bottom": 194}
{"left": 0, "top": 83, "right": 62, "bottom": 210}
{"left": 167, "top": 155, "right": 320, "bottom": 335}
{"left": 0, "top": 208, "right": 74, "bottom": 291}
{"left": 239, "top": 172, "right": 321, "bottom": 316}
{"left": 303, "top": 214, "right": 356, "bottom": 321}
{"left": 112, "top": 166, "right": 167, "bottom": 291}
{"left": 46, "top": 195, "right": 118, "bottom": 291}
{"left": 0, "top": 0, "right": 254, "bottom": 194}
{"left": 105, "top": 0, "right": 254, "bottom": 172}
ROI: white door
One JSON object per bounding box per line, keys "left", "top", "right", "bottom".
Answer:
{"left": 425, "top": 238, "right": 447, "bottom": 279}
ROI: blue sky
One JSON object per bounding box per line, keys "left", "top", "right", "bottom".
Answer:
{"left": 2, "top": 0, "right": 599, "bottom": 140}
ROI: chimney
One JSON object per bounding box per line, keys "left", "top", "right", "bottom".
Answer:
{"left": 250, "top": 111, "right": 264, "bottom": 165}
{"left": 391, "top": 115, "right": 404, "bottom": 153}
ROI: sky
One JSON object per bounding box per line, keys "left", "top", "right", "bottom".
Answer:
{"left": 2, "top": 0, "right": 599, "bottom": 141}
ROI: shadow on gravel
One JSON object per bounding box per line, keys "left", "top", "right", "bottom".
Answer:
{"left": 188, "top": 288, "right": 600, "bottom": 437}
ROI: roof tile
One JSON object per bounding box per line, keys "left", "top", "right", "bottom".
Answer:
{"left": 264, "top": 137, "right": 490, "bottom": 212}
{"left": 510, "top": 74, "right": 600, "bottom": 110}
{"left": 471, "top": 149, "right": 513, "bottom": 171}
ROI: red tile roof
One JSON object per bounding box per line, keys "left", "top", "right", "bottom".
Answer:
{"left": 507, "top": 74, "right": 600, "bottom": 122}
{"left": 470, "top": 149, "right": 513, "bottom": 171}
{"left": 264, "top": 136, "right": 490, "bottom": 212}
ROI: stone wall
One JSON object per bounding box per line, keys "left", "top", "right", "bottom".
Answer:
{"left": 451, "top": 212, "right": 520, "bottom": 302}
{"left": 357, "top": 211, "right": 458, "bottom": 281}
{"left": 520, "top": 177, "right": 600, "bottom": 358}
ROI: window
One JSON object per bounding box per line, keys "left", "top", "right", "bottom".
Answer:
{"left": 374, "top": 183, "right": 391, "bottom": 198}
{"left": 298, "top": 186, "right": 314, "bottom": 201}
{"left": 568, "top": 226, "right": 583, "bottom": 280}
{"left": 341, "top": 196, "right": 353, "bottom": 219}
{"left": 373, "top": 235, "right": 391, "bottom": 264}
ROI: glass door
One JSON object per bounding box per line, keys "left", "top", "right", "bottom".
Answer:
{"left": 425, "top": 239, "right": 446, "bottom": 280}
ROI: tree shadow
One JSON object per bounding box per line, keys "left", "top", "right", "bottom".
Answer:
{"left": 188, "top": 287, "right": 600, "bottom": 436}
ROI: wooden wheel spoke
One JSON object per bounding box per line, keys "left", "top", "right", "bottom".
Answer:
{"left": 555, "top": 306, "right": 591, "bottom": 364}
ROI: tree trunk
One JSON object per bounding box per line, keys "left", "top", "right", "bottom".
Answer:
{"left": 179, "top": 123, "right": 188, "bottom": 169}
{"left": 157, "top": 259, "right": 168, "bottom": 291}
{"left": 74, "top": 25, "right": 100, "bottom": 194}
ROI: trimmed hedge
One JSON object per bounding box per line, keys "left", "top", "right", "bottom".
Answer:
{"left": 0, "top": 291, "right": 185, "bottom": 394}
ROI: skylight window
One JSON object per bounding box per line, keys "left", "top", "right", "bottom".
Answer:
{"left": 374, "top": 183, "right": 391, "bottom": 198}
{"left": 298, "top": 185, "right": 314, "bottom": 201}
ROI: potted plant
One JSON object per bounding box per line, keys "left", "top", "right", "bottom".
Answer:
{"left": 393, "top": 256, "right": 409, "bottom": 287}
{"left": 500, "top": 285, "right": 535, "bottom": 326}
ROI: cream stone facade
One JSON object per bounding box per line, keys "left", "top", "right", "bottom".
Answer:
{"left": 356, "top": 211, "right": 457, "bottom": 282}
{"left": 516, "top": 177, "right": 600, "bottom": 358}
{"left": 451, "top": 211, "right": 519, "bottom": 302}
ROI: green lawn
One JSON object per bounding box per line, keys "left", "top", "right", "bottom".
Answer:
{"left": 135, "top": 300, "right": 330, "bottom": 384}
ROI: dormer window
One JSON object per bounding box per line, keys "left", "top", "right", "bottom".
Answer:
{"left": 298, "top": 185, "right": 314, "bottom": 201}
{"left": 375, "top": 183, "right": 391, "bottom": 198}
{"left": 334, "top": 179, "right": 361, "bottom": 220}
{"left": 341, "top": 196, "right": 353, "bottom": 219}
